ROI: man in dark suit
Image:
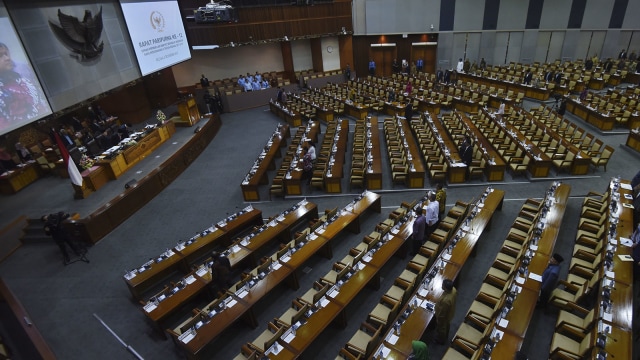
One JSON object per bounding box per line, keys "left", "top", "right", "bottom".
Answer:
{"left": 444, "top": 69, "right": 451, "bottom": 84}
{"left": 585, "top": 58, "right": 593, "bottom": 70}
{"left": 554, "top": 72, "right": 562, "bottom": 84}
{"left": 392, "top": 59, "right": 400, "bottom": 74}
{"left": 545, "top": 71, "right": 554, "bottom": 82}
{"left": 523, "top": 69, "right": 533, "bottom": 85}
{"left": 436, "top": 68, "right": 444, "bottom": 83}
{"left": 619, "top": 49, "right": 627, "bottom": 59}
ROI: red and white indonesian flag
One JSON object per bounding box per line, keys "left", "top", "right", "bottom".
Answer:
{"left": 53, "top": 132, "right": 83, "bottom": 187}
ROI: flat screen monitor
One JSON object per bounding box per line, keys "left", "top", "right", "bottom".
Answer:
{"left": 119, "top": 0, "right": 191, "bottom": 76}
{"left": 0, "top": 3, "right": 51, "bottom": 135}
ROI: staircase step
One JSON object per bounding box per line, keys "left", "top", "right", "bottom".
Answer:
{"left": 20, "top": 234, "right": 52, "bottom": 244}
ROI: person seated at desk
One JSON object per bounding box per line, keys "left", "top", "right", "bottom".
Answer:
{"left": 387, "top": 88, "right": 395, "bottom": 103}
{"left": 254, "top": 72, "right": 262, "bottom": 83}
{"left": 95, "top": 132, "right": 111, "bottom": 151}
{"left": 261, "top": 79, "right": 270, "bottom": 89}
{"left": 0, "top": 147, "right": 17, "bottom": 171}
{"left": 14, "top": 142, "right": 32, "bottom": 162}
{"left": 117, "top": 124, "right": 131, "bottom": 138}
{"left": 408, "top": 340, "right": 430, "bottom": 360}
{"left": 252, "top": 79, "right": 261, "bottom": 91}
{"left": 245, "top": 72, "right": 254, "bottom": 83}
{"left": 109, "top": 131, "right": 122, "bottom": 147}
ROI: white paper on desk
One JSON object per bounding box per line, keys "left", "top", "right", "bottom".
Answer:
{"left": 618, "top": 254, "right": 634, "bottom": 262}
{"left": 316, "top": 227, "right": 325, "bottom": 234}
{"left": 620, "top": 237, "right": 633, "bottom": 247}
{"left": 232, "top": 245, "right": 241, "bottom": 253}
{"left": 442, "top": 252, "right": 452, "bottom": 261}
{"left": 390, "top": 228, "right": 399, "bottom": 235}
{"left": 356, "top": 262, "right": 365, "bottom": 271}
{"left": 180, "top": 332, "right": 196, "bottom": 344}
{"left": 498, "top": 318, "right": 509, "bottom": 328}
{"left": 196, "top": 268, "right": 208, "bottom": 277}
{"left": 380, "top": 345, "right": 391, "bottom": 358}
{"left": 603, "top": 311, "right": 613, "bottom": 322}
{"left": 144, "top": 303, "right": 157, "bottom": 313}
{"left": 605, "top": 270, "right": 615, "bottom": 279}
{"left": 268, "top": 220, "right": 277, "bottom": 227}
{"left": 528, "top": 273, "right": 542, "bottom": 282}
{"left": 283, "top": 331, "right": 295, "bottom": 343}
{"left": 328, "top": 288, "right": 340, "bottom": 298}
{"left": 319, "top": 297, "right": 330, "bottom": 308}
{"left": 623, "top": 203, "right": 634, "bottom": 209}
{"left": 625, "top": 193, "right": 633, "bottom": 200}
{"left": 175, "top": 243, "right": 185, "bottom": 251}
{"left": 281, "top": 255, "right": 291, "bottom": 263}
{"left": 462, "top": 225, "right": 470, "bottom": 232}
{"left": 387, "top": 333, "right": 399, "bottom": 345}
{"left": 273, "top": 262, "right": 283, "bottom": 270}
{"left": 609, "top": 238, "right": 618, "bottom": 245}
{"left": 529, "top": 244, "right": 538, "bottom": 251}
{"left": 309, "top": 233, "right": 318, "bottom": 240}
{"left": 124, "top": 272, "right": 136, "bottom": 280}
{"left": 515, "top": 276, "right": 525, "bottom": 284}
{"left": 237, "top": 289, "right": 248, "bottom": 299}
{"left": 363, "top": 254, "right": 373, "bottom": 263}
{"left": 418, "top": 288, "right": 428, "bottom": 297}
{"left": 185, "top": 275, "right": 196, "bottom": 284}
{"left": 346, "top": 205, "right": 354, "bottom": 212}
{"left": 228, "top": 299, "right": 238, "bottom": 307}
{"left": 478, "top": 202, "right": 484, "bottom": 208}
{"left": 240, "top": 238, "right": 249, "bottom": 246}
{"left": 621, "top": 183, "right": 633, "bottom": 190}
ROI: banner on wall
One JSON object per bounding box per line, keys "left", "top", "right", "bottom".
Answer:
{"left": 120, "top": 0, "right": 191, "bottom": 76}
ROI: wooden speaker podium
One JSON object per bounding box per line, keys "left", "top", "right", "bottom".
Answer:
{"left": 175, "top": 97, "right": 201, "bottom": 127}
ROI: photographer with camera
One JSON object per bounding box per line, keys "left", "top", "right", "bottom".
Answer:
{"left": 42, "top": 212, "right": 85, "bottom": 265}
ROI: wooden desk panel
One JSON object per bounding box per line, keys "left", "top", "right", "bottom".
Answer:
{"left": 626, "top": 129, "right": 640, "bottom": 153}
{"left": 125, "top": 208, "right": 263, "bottom": 300}
{"left": 0, "top": 163, "right": 39, "bottom": 194}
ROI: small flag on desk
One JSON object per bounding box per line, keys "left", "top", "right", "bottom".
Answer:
{"left": 53, "top": 132, "right": 83, "bottom": 186}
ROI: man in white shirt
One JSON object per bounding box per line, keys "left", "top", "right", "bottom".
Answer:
{"left": 456, "top": 58, "right": 464, "bottom": 72}
{"left": 424, "top": 192, "right": 439, "bottom": 238}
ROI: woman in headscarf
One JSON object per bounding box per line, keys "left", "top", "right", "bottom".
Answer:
{"left": 408, "top": 340, "right": 430, "bottom": 360}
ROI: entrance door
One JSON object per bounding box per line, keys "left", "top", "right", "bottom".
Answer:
{"left": 371, "top": 47, "right": 395, "bottom": 77}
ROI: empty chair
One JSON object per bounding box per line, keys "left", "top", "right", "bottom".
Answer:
{"left": 367, "top": 295, "right": 401, "bottom": 329}
{"left": 590, "top": 145, "right": 614, "bottom": 172}
{"left": 247, "top": 321, "right": 286, "bottom": 353}
{"left": 548, "top": 328, "right": 594, "bottom": 359}
{"left": 344, "top": 322, "right": 382, "bottom": 358}
{"left": 555, "top": 307, "right": 596, "bottom": 338}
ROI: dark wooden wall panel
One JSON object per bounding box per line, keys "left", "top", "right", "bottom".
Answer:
{"left": 181, "top": 1, "right": 352, "bottom": 46}
{"left": 310, "top": 38, "right": 324, "bottom": 72}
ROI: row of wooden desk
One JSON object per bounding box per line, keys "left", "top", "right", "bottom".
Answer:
{"left": 564, "top": 97, "right": 618, "bottom": 131}
{"left": 373, "top": 187, "right": 505, "bottom": 359}
{"left": 241, "top": 124, "right": 290, "bottom": 201}
{"left": 124, "top": 207, "right": 264, "bottom": 300}
{"left": 75, "top": 123, "right": 175, "bottom": 199}
{"left": 585, "top": 179, "right": 634, "bottom": 359}
{"left": 141, "top": 201, "right": 319, "bottom": 333}
{"left": 484, "top": 183, "right": 570, "bottom": 359}
{"left": 282, "top": 121, "right": 321, "bottom": 196}
{"left": 172, "top": 192, "right": 381, "bottom": 359}
{"left": 388, "top": 117, "right": 425, "bottom": 188}
{"left": 323, "top": 119, "right": 350, "bottom": 193}
{"left": 481, "top": 108, "right": 553, "bottom": 178}
{"left": 454, "top": 112, "right": 506, "bottom": 181}
{"left": 458, "top": 73, "right": 552, "bottom": 101}
{"left": 419, "top": 112, "right": 466, "bottom": 184}
{"left": 270, "top": 101, "right": 303, "bottom": 127}
{"left": 361, "top": 117, "right": 383, "bottom": 190}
